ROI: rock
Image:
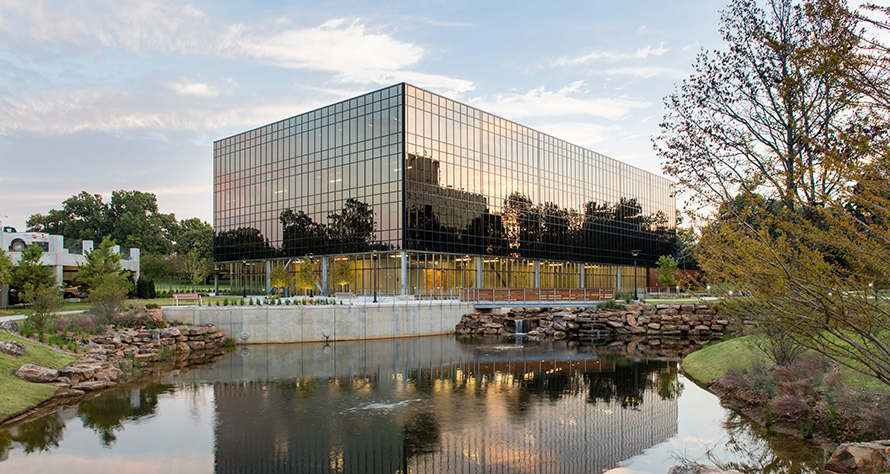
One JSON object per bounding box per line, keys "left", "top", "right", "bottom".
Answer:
{"left": 73, "top": 380, "right": 117, "bottom": 391}
{"left": 667, "top": 463, "right": 738, "bottom": 474}
{"left": 161, "top": 327, "right": 181, "bottom": 338}
{"left": 626, "top": 314, "right": 637, "bottom": 326}
{"left": 680, "top": 304, "right": 696, "bottom": 313}
{"left": 825, "top": 440, "right": 890, "bottom": 474}
{"left": 14, "top": 364, "right": 59, "bottom": 383}
{"left": 1, "top": 320, "right": 20, "bottom": 332}
{"left": 0, "top": 340, "right": 26, "bottom": 356}
{"left": 59, "top": 365, "right": 98, "bottom": 384}
{"left": 53, "top": 388, "right": 86, "bottom": 399}
{"left": 606, "top": 320, "right": 625, "bottom": 328}
{"left": 647, "top": 323, "right": 662, "bottom": 330}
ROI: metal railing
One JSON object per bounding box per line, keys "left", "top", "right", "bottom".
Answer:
{"left": 459, "top": 288, "right": 616, "bottom": 303}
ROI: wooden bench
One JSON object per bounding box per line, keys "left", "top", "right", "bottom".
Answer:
{"left": 173, "top": 293, "right": 202, "bottom": 305}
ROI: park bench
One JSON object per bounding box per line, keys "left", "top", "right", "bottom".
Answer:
{"left": 173, "top": 293, "right": 202, "bottom": 306}
{"left": 335, "top": 292, "right": 354, "bottom": 300}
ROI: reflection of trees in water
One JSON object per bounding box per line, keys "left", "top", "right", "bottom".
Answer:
{"left": 585, "top": 360, "right": 673, "bottom": 408}
{"left": 683, "top": 411, "right": 825, "bottom": 474}
{"left": 0, "top": 412, "right": 65, "bottom": 457}
{"left": 77, "top": 384, "right": 175, "bottom": 446}
{"left": 402, "top": 412, "right": 441, "bottom": 458}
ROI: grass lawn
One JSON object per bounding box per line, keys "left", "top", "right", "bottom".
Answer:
{"left": 682, "top": 335, "right": 760, "bottom": 385}
{"left": 0, "top": 330, "right": 77, "bottom": 421}
{"left": 682, "top": 334, "right": 890, "bottom": 394}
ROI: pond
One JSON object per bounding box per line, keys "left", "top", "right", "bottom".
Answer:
{"left": 1, "top": 335, "right": 828, "bottom": 473}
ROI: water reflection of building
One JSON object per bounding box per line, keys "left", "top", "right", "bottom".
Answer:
{"left": 214, "top": 84, "right": 676, "bottom": 296}
{"left": 209, "top": 342, "right": 678, "bottom": 473}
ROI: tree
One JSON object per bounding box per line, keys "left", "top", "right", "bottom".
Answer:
{"left": 0, "top": 249, "right": 12, "bottom": 289}
{"left": 654, "top": 0, "right": 857, "bottom": 213}
{"left": 76, "top": 237, "right": 130, "bottom": 290}
{"left": 12, "top": 244, "right": 56, "bottom": 294}
{"left": 11, "top": 245, "right": 60, "bottom": 329}
{"left": 27, "top": 190, "right": 179, "bottom": 255}
{"left": 662, "top": 0, "right": 890, "bottom": 386}
{"left": 176, "top": 248, "right": 212, "bottom": 292}
{"left": 76, "top": 237, "right": 133, "bottom": 323}
{"left": 655, "top": 255, "right": 679, "bottom": 286}
{"left": 330, "top": 258, "right": 355, "bottom": 292}
{"left": 175, "top": 218, "right": 213, "bottom": 260}
{"left": 292, "top": 256, "right": 318, "bottom": 294}
{"left": 26, "top": 191, "right": 109, "bottom": 242}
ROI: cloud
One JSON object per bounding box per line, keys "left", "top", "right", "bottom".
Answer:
{"left": 0, "top": 87, "right": 329, "bottom": 135}
{"left": 535, "top": 122, "right": 622, "bottom": 148}
{"left": 602, "top": 66, "right": 687, "bottom": 78}
{"left": 555, "top": 43, "right": 669, "bottom": 66}
{"left": 163, "top": 78, "right": 223, "bottom": 98}
{"left": 0, "top": 0, "right": 472, "bottom": 91}
{"left": 466, "top": 82, "right": 650, "bottom": 120}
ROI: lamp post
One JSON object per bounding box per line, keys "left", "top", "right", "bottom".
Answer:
{"left": 241, "top": 259, "right": 247, "bottom": 298}
{"left": 630, "top": 249, "right": 641, "bottom": 301}
{"left": 372, "top": 250, "right": 378, "bottom": 303}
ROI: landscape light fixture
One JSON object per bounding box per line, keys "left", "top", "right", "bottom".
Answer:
{"left": 630, "top": 250, "right": 641, "bottom": 301}
{"left": 242, "top": 259, "right": 247, "bottom": 298}
{"left": 372, "top": 250, "right": 378, "bottom": 303}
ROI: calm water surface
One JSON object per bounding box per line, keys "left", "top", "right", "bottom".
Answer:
{"left": 1, "top": 336, "right": 827, "bottom": 473}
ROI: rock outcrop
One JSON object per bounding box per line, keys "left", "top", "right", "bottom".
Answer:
{"left": 12, "top": 324, "right": 228, "bottom": 398}
{"left": 825, "top": 440, "right": 890, "bottom": 474}
{"left": 457, "top": 303, "right": 728, "bottom": 343}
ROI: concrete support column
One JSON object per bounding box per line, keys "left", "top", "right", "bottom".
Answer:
{"left": 534, "top": 260, "right": 540, "bottom": 288}
{"left": 82, "top": 240, "right": 94, "bottom": 254}
{"left": 321, "top": 257, "right": 328, "bottom": 295}
{"left": 580, "top": 265, "right": 585, "bottom": 289}
{"left": 616, "top": 266, "right": 622, "bottom": 293}
{"left": 214, "top": 271, "right": 219, "bottom": 294}
{"left": 475, "top": 257, "right": 482, "bottom": 288}
{"left": 0, "top": 284, "right": 7, "bottom": 308}
{"left": 400, "top": 250, "right": 407, "bottom": 296}
{"left": 54, "top": 265, "right": 64, "bottom": 287}
{"left": 265, "top": 260, "right": 271, "bottom": 294}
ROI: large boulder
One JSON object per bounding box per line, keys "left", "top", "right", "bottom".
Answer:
{"left": 1, "top": 320, "right": 20, "bottom": 332}
{"left": 14, "top": 364, "right": 59, "bottom": 383}
{"left": 0, "top": 340, "right": 26, "bottom": 356}
{"left": 667, "top": 463, "right": 739, "bottom": 474}
{"left": 825, "top": 440, "right": 890, "bottom": 474}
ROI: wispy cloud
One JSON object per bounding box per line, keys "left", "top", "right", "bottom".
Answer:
{"left": 602, "top": 66, "right": 687, "bottom": 78}
{"left": 0, "top": 0, "right": 472, "bottom": 91}
{"left": 0, "top": 88, "right": 328, "bottom": 135}
{"left": 467, "top": 81, "right": 650, "bottom": 120}
{"left": 163, "top": 77, "right": 224, "bottom": 98}
{"left": 555, "top": 43, "right": 669, "bottom": 66}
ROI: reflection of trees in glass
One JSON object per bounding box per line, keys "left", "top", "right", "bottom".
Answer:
{"left": 0, "top": 412, "right": 65, "bottom": 456}
{"left": 328, "top": 198, "right": 376, "bottom": 253}
{"left": 214, "top": 227, "right": 272, "bottom": 261}
{"left": 280, "top": 209, "right": 326, "bottom": 255}
{"left": 277, "top": 199, "right": 378, "bottom": 256}
{"left": 77, "top": 384, "right": 174, "bottom": 446}
{"left": 503, "top": 192, "right": 542, "bottom": 257}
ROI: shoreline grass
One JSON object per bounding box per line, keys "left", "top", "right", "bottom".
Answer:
{"left": 0, "top": 330, "right": 77, "bottom": 421}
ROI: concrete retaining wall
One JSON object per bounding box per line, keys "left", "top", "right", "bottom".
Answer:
{"left": 162, "top": 303, "right": 474, "bottom": 343}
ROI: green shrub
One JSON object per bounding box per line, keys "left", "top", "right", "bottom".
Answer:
{"left": 597, "top": 300, "right": 621, "bottom": 310}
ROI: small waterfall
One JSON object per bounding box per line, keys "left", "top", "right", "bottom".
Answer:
{"left": 514, "top": 319, "right": 531, "bottom": 335}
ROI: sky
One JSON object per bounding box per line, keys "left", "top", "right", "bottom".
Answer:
{"left": 0, "top": 0, "right": 731, "bottom": 230}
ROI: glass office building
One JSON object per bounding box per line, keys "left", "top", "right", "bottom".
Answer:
{"left": 214, "top": 84, "right": 675, "bottom": 296}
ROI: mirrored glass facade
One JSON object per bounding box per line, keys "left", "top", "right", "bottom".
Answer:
{"left": 214, "top": 84, "right": 675, "bottom": 295}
